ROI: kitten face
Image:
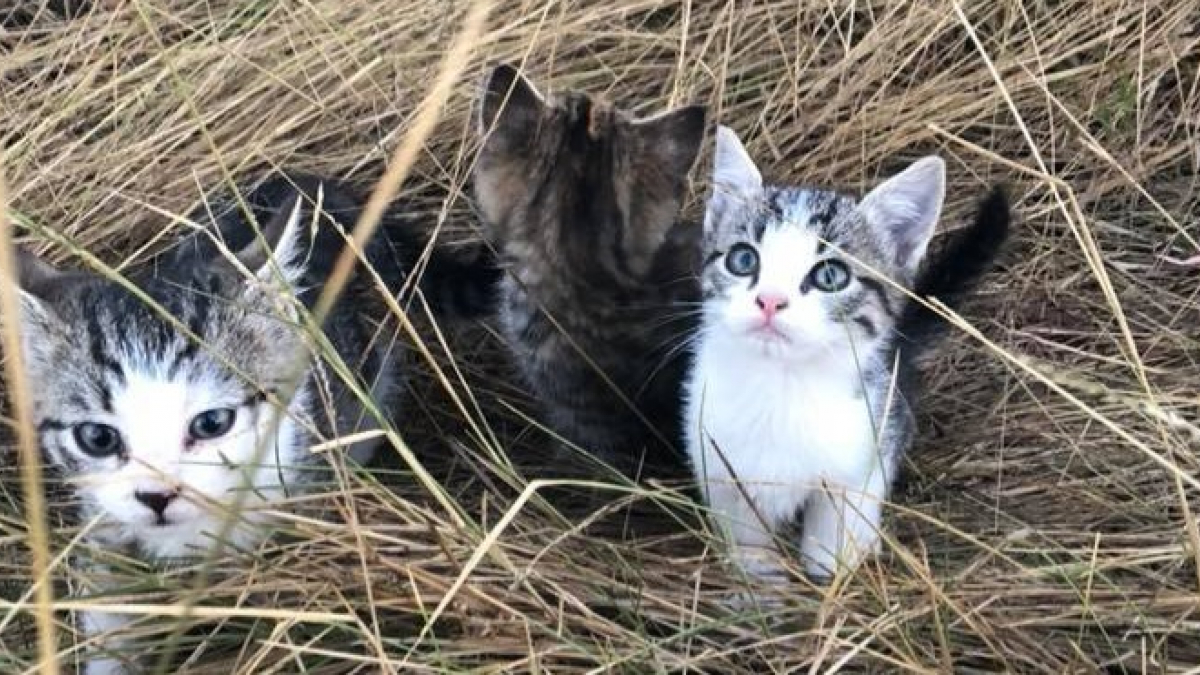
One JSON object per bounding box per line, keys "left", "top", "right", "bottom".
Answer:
{"left": 474, "top": 64, "right": 705, "bottom": 285}
{"left": 701, "top": 126, "right": 945, "bottom": 362}
{"left": 18, "top": 202, "right": 312, "bottom": 558}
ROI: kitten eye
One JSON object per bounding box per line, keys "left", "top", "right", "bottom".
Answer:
{"left": 73, "top": 423, "right": 124, "bottom": 458}
{"left": 189, "top": 408, "right": 237, "bottom": 441}
{"left": 808, "top": 260, "right": 852, "bottom": 292}
{"left": 725, "top": 243, "right": 760, "bottom": 277}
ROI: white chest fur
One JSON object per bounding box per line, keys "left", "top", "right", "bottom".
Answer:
{"left": 684, "top": 335, "right": 895, "bottom": 579}
{"left": 686, "top": 339, "right": 884, "bottom": 517}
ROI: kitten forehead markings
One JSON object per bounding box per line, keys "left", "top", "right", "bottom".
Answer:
{"left": 25, "top": 212, "right": 315, "bottom": 556}
{"left": 686, "top": 125, "right": 1009, "bottom": 584}
{"left": 18, "top": 174, "right": 398, "bottom": 674}
{"left": 22, "top": 170, "right": 502, "bottom": 673}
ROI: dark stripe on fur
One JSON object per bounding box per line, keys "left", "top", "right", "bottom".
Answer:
{"left": 38, "top": 418, "right": 67, "bottom": 433}
{"left": 752, "top": 218, "right": 766, "bottom": 243}
{"left": 810, "top": 200, "right": 837, "bottom": 228}
{"left": 856, "top": 276, "right": 896, "bottom": 317}
{"left": 86, "top": 319, "right": 125, "bottom": 386}
{"left": 169, "top": 289, "right": 211, "bottom": 379}
{"left": 45, "top": 437, "right": 80, "bottom": 472}
{"left": 853, "top": 315, "right": 877, "bottom": 338}
{"left": 241, "top": 389, "right": 270, "bottom": 408}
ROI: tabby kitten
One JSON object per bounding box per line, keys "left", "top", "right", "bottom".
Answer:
{"left": 473, "top": 64, "right": 706, "bottom": 476}
{"left": 685, "top": 127, "right": 1009, "bottom": 581}
{"left": 17, "top": 172, "right": 492, "bottom": 673}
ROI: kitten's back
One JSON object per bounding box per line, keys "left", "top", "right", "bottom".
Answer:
{"left": 162, "top": 170, "right": 500, "bottom": 319}
{"left": 472, "top": 64, "right": 708, "bottom": 479}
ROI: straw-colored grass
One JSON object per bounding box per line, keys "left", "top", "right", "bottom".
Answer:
{"left": 2, "top": 0, "right": 1199, "bottom": 672}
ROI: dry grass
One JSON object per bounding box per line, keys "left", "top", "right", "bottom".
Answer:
{"left": 1, "top": 0, "right": 1199, "bottom": 672}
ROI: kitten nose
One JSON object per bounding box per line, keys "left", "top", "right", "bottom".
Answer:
{"left": 755, "top": 293, "right": 789, "bottom": 318}
{"left": 134, "top": 490, "right": 177, "bottom": 517}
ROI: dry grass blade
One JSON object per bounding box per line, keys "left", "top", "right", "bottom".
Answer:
{"left": 0, "top": 0, "right": 1199, "bottom": 672}
{"left": 311, "top": 0, "right": 494, "bottom": 323}
{"left": 0, "top": 169, "right": 58, "bottom": 673}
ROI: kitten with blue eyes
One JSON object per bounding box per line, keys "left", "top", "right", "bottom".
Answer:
{"left": 16, "top": 171, "right": 497, "bottom": 674}
{"left": 685, "top": 126, "right": 1009, "bottom": 582}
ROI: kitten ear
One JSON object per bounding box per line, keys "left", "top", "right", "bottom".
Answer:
{"left": 16, "top": 247, "right": 65, "bottom": 297}
{"left": 229, "top": 193, "right": 310, "bottom": 290}
{"left": 478, "top": 63, "right": 546, "bottom": 139}
{"left": 704, "top": 125, "right": 763, "bottom": 234}
{"left": 713, "top": 125, "right": 762, "bottom": 192}
{"left": 858, "top": 156, "right": 945, "bottom": 272}
{"left": 631, "top": 104, "right": 707, "bottom": 182}
{"left": 7, "top": 248, "right": 67, "bottom": 348}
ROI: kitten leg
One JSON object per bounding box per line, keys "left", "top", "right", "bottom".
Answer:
{"left": 707, "top": 484, "right": 786, "bottom": 581}
{"left": 79, "top": 608, "right": 134, "bottom": 675}
{"left": 73, "top": 556, "right": 136, "bottom": 675}
{"left": 799, "top": 472, "right": 887, "bottom": 581}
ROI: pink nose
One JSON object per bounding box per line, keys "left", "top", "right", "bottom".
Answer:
{"left": 755, "top": 293, "right": 789, "bottom": 319}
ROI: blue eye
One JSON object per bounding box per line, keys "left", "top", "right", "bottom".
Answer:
{"left": 808, "top": 260, "right": 851, "bottom": 292}
{"left": 189, "top": 408, "right": 237, "bottom": 440}
{"left": 73, "top": 423, "right": 124, "bottom": 458}
{"left": 725, "top": 243, "right": 759, "bottom": 277}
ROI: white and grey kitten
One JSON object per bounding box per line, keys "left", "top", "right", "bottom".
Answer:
{"left": 14, "top": 173, "right": 429, "bottom": 673}
{"left": 685, "top": 127, "right": 1009, "bottom": 582}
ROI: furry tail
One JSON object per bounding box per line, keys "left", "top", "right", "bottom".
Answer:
{"left": 895, "top": 185, "right": 1011, "bottom": 352}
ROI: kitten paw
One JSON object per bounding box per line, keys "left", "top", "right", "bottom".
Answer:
{"left": 733, "top": 546, "right": 790, "bottom": 583}
{"left": 801, "top": 546, "right": 841, "bottom": 581}
{"left": 720, "top": 585, "right": 786, "bottom": 616}
{"left": 801, "top": 535, "right": 880, "bottom": 581}
{"left": 82, "top": 656, "right": 130, "bottom": 675}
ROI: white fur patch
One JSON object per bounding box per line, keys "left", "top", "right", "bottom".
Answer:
{"left": 714, "top": 226, "right": 874, "bottom": 360}
{"left": 686, "top": 221, "right": 896, "bottom": 580}
{"left": 75, "top": 369, "right": 305, "bottom": 559}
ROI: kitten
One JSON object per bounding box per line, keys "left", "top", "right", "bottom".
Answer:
{"left": 473, "top": 64, "right": 706, "bottom": 477}
{"left": 16, "top": 171, "right": 494, "bottom": 673}
{"left": 684, "top": 127, "right": 1009, "bottom": 581}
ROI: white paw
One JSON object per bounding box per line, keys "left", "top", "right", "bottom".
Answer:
{"left": 732, "top": 544, "right": 789, "bottom": 583}
{"left": 83, "top": 656, "right": 129, "bottom": 675}
{"left": 801, "top": 528, "right": 880, "bottom": 581}
{"left": 719, "top": 545, "right": 793, "bottom": 614}
{"left": 720, "top": 584, "right": 786, "bottom": 615}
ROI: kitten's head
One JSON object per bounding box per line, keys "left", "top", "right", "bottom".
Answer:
{"left": 16, "top": 200, "right": 314, "bottom": 558}
{"left": 700, "top": 126, "right": 945, "bottom": 362}
{"left": 473, "top": 63, "right": 706, "bottom": 284}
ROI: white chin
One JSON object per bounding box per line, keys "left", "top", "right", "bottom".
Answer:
{"left": 737, "top": 330, "right": 793, "bottom": 359}
{"left": 749, "top": 331, "right": 788, "bottom": 346}
{"left": 134, "top": 523, "right": 211, "bottom": 559}
{"left": 734, "top": 322, "right": 792, "bottom": 343}
{"left": 132, "top": 514, "right": 260, "bottom": 559}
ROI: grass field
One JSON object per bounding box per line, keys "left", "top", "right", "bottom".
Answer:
{"left": 2, "top": 0, "right": 1200, "bottom": 672}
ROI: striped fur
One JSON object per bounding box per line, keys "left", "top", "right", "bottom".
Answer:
{"left": 13, "top": 171, "right": 489, "bottom": 673}
{"left": 473, "top": 64, "right": 706, "bottom": 478}
{"left": 685, "top": 126, "right": 1009, "bottom": 583}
